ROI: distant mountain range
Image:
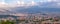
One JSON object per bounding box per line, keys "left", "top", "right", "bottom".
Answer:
{"left": 15, "top": 6, "right": 60, "bottom": 14}
{"left": 0, "top": 6, "right": 60, "bottom": 15}
{"left": 0, "top": 15, "right": 19, "bottom": 19}
{"left": 0, "top": 8, "right": 16, "bottom": 15}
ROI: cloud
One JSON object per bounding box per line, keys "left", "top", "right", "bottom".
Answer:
{"left": 0, "top": 2, "right": 17, "bottom": 8}
{"left": 37, "top": 0, "right": 60, "bottom": 8}
{"left": 0, "top": 0, "right": 60, "bottom": 8}
{"left": 17, "top": 1, "right": 25, "bottom": 6}
{"left": 0, "top": 2, "right": 8, "bottom": 8}
{"left": 57, "top": 3, "right": 60, "bottom": 5}
{"left": 0, "top": 0, "right": 60, "bottom": 15}
{"left": 0, "top": 0, "right": 38, "bottom": 8}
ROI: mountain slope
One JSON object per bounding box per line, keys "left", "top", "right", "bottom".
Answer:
{"left": 0, "top": 8, "right": 14, "bottom": 15}
{"left": 0, "top": 15, "right": 19, "bottom": 19}
{"left": 15, "top": 6, "right": 60, "bottom": 14}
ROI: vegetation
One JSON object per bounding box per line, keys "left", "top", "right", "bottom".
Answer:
{"left": 0, "top": 20, "right": 16, "bottom": 24}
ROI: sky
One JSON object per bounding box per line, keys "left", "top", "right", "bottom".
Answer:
{"left": 0, "top": 0, "right": 60, "bottom": 8}
{"left": 0, "top": 0, "right": 60, "bottom": 16}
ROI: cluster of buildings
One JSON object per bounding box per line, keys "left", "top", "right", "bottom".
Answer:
{"left": 0, "top": 17, "right": 15, "bottom": 21}
{"left": 0, "top": 15, "right": 60, "bottom": 24}
{"left": 16, "top": 16, "right": 60, "bottom": 24}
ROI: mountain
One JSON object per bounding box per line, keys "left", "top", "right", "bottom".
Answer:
{"left": 14, "top": 6, "right": 60, "bottom": 14}
{"left": 0, "top": 15, "right": 19, "bottom": 19}
{"left": 0, "top": 6, "right": 60, "bottom": 15}
{"left": 0, "top": 8, "right": 14, "bottom": 15}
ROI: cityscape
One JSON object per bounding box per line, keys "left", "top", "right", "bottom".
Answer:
{"left": 0, "top": 0, "right": 60, "bottom": 24}
{"left": 0, "top": 13, "right": 60, "bottom": 24}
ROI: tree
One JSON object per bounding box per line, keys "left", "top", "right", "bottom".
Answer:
{"left": 0, "top": 20, "right": 15, "bottom": 24}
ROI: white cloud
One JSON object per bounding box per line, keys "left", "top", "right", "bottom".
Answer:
{"left": 57, "top": 3, "right": 60, "bottom": 6}
{"left": 0, "top": 0, "right": 60, "bottom": 8}
{"left": 31, "top": 1, "right": 36, "bottom": 5}
{"left": 15, "top": 0, "right": 37, "bottom": 7}
{"left": 0, "top": 0, "right": 37, "bottom": 8}
{"left": 0, "top": 0, "right": 60, "bottom": 15}
{"left": 0, "top": 2, "right": 8, "bottom": 8}
{"left": 47, "top": 0, "right": 52, "bottom": 2}
{"left": 17, "top": 1, "right": 25, "bottom": 6}
{"left": 17, "top": 1, "right": 20, "bottom": 5}
{"left": 0, "top": 2, "right": 17, "bottom": 8}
